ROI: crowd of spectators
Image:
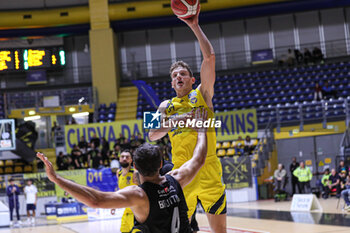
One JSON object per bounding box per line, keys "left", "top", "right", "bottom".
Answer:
{"left": 232, "top": 135, "right": 256, "bottom": 155}
{"left": 278, "top": 47, "right": 324, "bottom": 67}
{"left": 53, "top": 133, "right": 172, "bottom": 171}
{"left": 320, "top": 160, "right": 350, "bottom": 200}
{"left": 273, "top": 158, "right": 350, "bottom": 204}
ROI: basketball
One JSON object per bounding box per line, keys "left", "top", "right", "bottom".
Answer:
{"left": 171, "top": 0, "right": 199, "bottom": 19}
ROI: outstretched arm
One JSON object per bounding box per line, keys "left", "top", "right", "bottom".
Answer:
{"left": 36, "top": 152, "right": 143, "bottom": 209}
{"left": 179, "top": 8, "right": 215, "bottom": 103}
{"left": 169, "top": 109, "right": 208, "bottom": 188}
{"left": 149, "top": 100, "right": 170, "bottom": 141}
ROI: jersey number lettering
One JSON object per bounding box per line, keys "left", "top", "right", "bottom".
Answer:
{"left": 171, "top": 206, "right": 180, "bottom": 233}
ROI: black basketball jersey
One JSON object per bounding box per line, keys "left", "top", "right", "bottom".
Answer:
{"left": 135, "top": 175, "right": 192, "bottom": 233}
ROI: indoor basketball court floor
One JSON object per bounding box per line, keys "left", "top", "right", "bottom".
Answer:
{"left": 0, "top": 198, "right": 349, "bottom": 233}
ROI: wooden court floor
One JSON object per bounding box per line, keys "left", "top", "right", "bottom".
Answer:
{"left": 0, "top": 198, "right": 349, "bottom": 233}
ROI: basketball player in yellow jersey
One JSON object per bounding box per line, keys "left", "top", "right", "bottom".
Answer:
{"left": 149, "top": 8, "right": 226, "bottom": 233}
{"left": 118, "top": 150, "right": 137, "bottom": 233}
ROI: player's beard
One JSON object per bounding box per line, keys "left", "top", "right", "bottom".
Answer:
{"left": 120, "top": 162, "right": 130, "bottom": 168}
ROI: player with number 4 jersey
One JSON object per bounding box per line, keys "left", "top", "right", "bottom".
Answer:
{"left": 37, "top": 109, "right": 209, "bottom": 233}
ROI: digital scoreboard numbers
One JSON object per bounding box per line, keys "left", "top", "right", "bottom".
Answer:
{"left": 0, "top": 51, "right": 14, "bottom": 71}
{"left": 0, "top": 47, "right": 65, "bottom": 72}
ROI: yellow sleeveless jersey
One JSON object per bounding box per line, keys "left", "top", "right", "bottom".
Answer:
{"left": 165, "top": 88, "right": 216, "bottom": 167}
{"left": 118, "top": 168, "right": 136, "bottom": 190}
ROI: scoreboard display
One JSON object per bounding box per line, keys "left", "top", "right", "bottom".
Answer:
{"left": 0, "top": 47, "right": 65, "bottom": 72}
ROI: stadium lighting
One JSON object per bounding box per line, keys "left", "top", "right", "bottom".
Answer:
{"left": 69, "top": 107, "right": 76, "bottom": 112}
{"left": 23, "top": 49, "right": 28, "bottom": 70}
{"left": 59, "top": 50, "right": 65, "bottom": 65}
{"left": 28, "top": 110, "right": 36, "bottom": 115}
{"left": 72, "top": 112, "right": 89, "bottom": 118}
{"left": 24, "top": 115, "right": 41, "bottom": 121}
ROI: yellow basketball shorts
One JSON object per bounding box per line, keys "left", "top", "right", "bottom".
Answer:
{"left": 175, "top": 155, "right": 226, "bottom": 218}
{"left": 120, "top": 207, "right": 134, "bottom": 233}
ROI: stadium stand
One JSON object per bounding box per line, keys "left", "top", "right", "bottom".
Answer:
{"left": 137, "top": 61, "right": 350, "bottom": 125}
{"left": 6, "top": 87, "right": 93, "bottom": 109}
{"left": 97, "top": 103, "right": 116, "bottom": 123}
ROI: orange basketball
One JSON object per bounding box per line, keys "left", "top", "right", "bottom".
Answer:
{"left": 171, "top": 0, "right": 199, "bottom": 19}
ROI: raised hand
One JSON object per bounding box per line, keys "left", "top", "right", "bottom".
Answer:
{"left": 36, "top": 152, "right": 58, "bottom": 183}
{"left": 178, "top": 5, "right": 200, "bottom": 27}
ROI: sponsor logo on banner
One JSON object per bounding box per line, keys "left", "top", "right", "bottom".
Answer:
{"left": 65, "top": 119, "right": 146, "bottom": 152}
{"left": 221, "top": 156, "right": 252, "bottom": 189}
{"left": 215, "top": 109, "right": 257, "bottom": 141}
{"left": 65, "top": 109, "right": 257, "bottom": 151}
{"left": 55, "top": 170, "right": 87, "bottom": 201}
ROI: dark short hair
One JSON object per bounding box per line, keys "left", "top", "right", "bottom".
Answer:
{"left": 9, "top": 179, "right": 14, "bottom": 182}
{"left": 133, "top": 143, "right": 162, "bottom": 177}
{"left": 169, "top": 61, "right": 193, "bottom": 78}
{"left": 121, "top": 149, "right": 131, "bottom": 154}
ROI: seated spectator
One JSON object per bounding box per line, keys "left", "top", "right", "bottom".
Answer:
{"left": 65, "top": 156, "right": 75, "bottom": 170}
{"left": 314, "top": 83, "right": 323, "bottom": 101}
{"left": 322, "top": 81, "right": 337, "bottom": 99}
{"left": 303, "top": 48, "right": 313, "bottom": 65}
{"left": 286, "top": 49, "right": 295, "bottom": 66}
{"left": 293, "top": 161, "right": 312, "bottom": 194}
{"left": 72, "top": 146, "right": 85, "bottom": 169}
{"left": 235, "top": 136, "right": 245, "bottom": 155}
{"left": 294, "top": 49, "right": 303, "bottom": 64}
{"left": 312, "top": 47, "right": 324, "bottom": 64}
{"left": 341, "top": 173, "right": 350, "bottom": 211}
{"left": 341, "top": 187, "right": 350, "bottom": 211}
{"left": 78, "top": 136, "right": 88, "bottom": 153}
{"left": 274, "top": 164, "right": 287, "bottom": 191}
{"left": 321, "top": 168, "right": 331, "bottom": 191}
{"left": 56, "top": 152, "right": 67, "bottom": 170}
{"left": 130, "top": 135, "right": 138, "bottom": 150}
{"left": 121, "top": 138, "right": 131, "bottom": 150}
{"left": 346, "top": 173, "right": 350, "bottom": 190}
{"left": 323, "top": 168, "right": 341, "bottom": 198}
{"left": 114, "top": 144, "right": 121, "bottom": 157}
{"left": 101, "top": 137, "right": 110, "bottom": 163}
{"left": 337, "top": 160, "right": 348, "bottom": 175}
{"left": 340, "top": 170, "right": 348, "bottom": 192}
{"left": 87, "top": 142, "right": 99, "bottom": 168}
{"left": 90, "top": 133, "right": 100, "bottom": 148}
{"left": 136, "top": 133, "right": 145, "bottom": 144}
{"left": 244, "top": 136, "right": 255, "bottom": 154}
{"left": 110, "top": 151, "right": 120, "bottom": 173}
{"left": 92, "top": 152, "right": 104, "bottom": 169}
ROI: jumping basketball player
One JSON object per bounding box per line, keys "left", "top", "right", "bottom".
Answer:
{"left": 37, "top": 109, "right": 208, "bottom": 233}
{"left": 149, "top": 8, "right": 227, "bottom": 233}
{"left": 118, "top": 150, "right": 137, "bottom": 233}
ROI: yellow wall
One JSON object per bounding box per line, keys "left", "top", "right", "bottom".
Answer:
{"left": 89, "top": 0, "right": 119, "bottom": 105}
{"left": 274, "top": 121, "right": 346, "bottom": 140}
{"left": 257, "top": 145, "right": 278, "bottom": 185}
{"left": 0, "top": 0, "right": 286, "bottom": 28}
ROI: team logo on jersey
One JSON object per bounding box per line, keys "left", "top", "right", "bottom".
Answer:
{"left": 143, "top": 110, "right": 161, "bottom": 129}
{"left": 188, "top": 90, "right": 197, "bottom": 98}
{"left": 190, "top": 97, "right": 197, "bottom": 104}
{"left": 127, "top": 176, "right": 131, "bottom": 185}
